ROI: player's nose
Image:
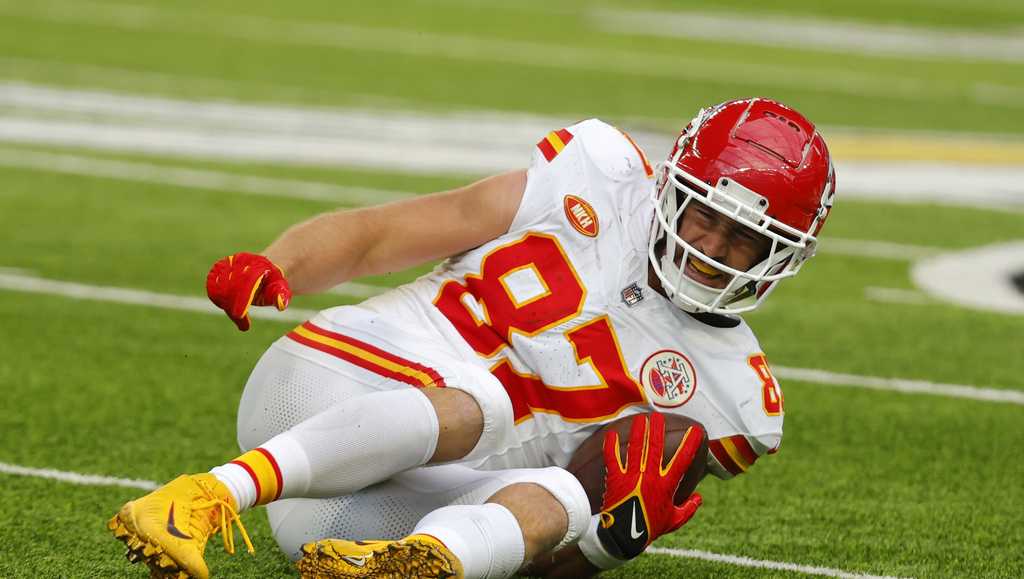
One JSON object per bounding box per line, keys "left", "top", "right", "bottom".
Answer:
{"left": 694, "top": 225, "right": 730, "bottom": 262}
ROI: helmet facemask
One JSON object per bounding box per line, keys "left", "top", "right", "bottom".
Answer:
{"left": 648, "top": 98, "right": 835, "bottom": 315}
{"left": 648, "top": 154, "right": 819, "bottom": 315}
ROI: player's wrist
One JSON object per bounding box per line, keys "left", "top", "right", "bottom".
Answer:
{"left": 259, "top": 251, "right": 289, "bottom": 275}
{"left": 578, "top": 514, "right": 628, "bottom": 570}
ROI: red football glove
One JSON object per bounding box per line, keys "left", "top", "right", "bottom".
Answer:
{"left": 597, "top": 412, "right": 703, "bottom": 559}
{"left": 206, "top": 252, "right": 291, "bottom": 331}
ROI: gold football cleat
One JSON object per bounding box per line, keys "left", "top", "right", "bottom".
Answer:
{"left": 296, "top": 534, "right": 463, "bottom": 579}
{"left": 108, "top": 474, "right": 253, "bottom": 579}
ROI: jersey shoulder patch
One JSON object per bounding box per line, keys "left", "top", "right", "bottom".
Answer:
{"left": 535, "top": 127, "right": 576, "bottom": 163}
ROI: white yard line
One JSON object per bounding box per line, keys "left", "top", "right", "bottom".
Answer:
{"left": 591, "top": 8, "right": 1024, "bottom": 64}
{"left": 0, "top": 0, "right": 1016, "bottom": 106}
{"left": 0, "top": 461, "right": 157, "bottom": 491}
{"left": 773, "top": 366, "right": 1024, "bottom": 406}
{"left": 1, "top": 271, "right": 1020, "bottom": 406}
{"left": 0, "top": 56, "right": 421, "bottom": 111}
{"left": 863, "top": 287, "right": 936, "bottom": 306}
{"left": 0, "top": 149, "right": 415, "bottom": 205}
{"left": 0, "top": 271, "right": 317, "bottom": 322}
{"left": 833, "top": 161, "right": 1024, "bottom": 212}
{"left": 648, "top": 547, "right": 908, "bottom": 579}
{"left": 0, "top": 116, "right": 521, "bottom": 175}
{"left": 0, "top": 82, "right": 556, "bottom": 144}
{"left": 819, "top": 239, "right": 940, "bottom": 261}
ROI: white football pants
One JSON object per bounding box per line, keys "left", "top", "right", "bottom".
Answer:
{"left": 235, "top": 307, "right": 590, "bottom": 563}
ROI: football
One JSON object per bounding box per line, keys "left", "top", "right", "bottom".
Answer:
{"left": 567, "top": 413, "right": 709, "bottom": 514}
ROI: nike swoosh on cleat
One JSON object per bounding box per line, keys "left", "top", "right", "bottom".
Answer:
{"left": 629, "top": 502, "right": 645, "bottom": 540}
{"left": 166, "top": 502, "right": 193, "bottom": 539}
{"left": 341, "top": 555, "right": 369, "bottom": 567}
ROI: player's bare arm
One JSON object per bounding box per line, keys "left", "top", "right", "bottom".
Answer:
{"left": 205, "top": 170, "right": 525, "bottom": 332}
{"left": 266, "top": 169, "right": 526, "bottom": 295}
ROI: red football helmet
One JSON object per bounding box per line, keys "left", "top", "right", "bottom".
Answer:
{"left": 649, "top": 98, "right": 836, "bottom": 313}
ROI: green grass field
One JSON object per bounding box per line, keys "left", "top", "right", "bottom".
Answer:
{"left": 1, "top": 1, "right": 1022, "bottom": 578}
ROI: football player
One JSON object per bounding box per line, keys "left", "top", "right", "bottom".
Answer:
{"left": 109, "top": 98, "right": 835, "bottom": 579}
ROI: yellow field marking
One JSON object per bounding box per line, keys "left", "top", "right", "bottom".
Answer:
{"left": 828, "top": 133, "right": 1024, "bottom": 165}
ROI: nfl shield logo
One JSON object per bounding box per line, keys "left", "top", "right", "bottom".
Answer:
{"left": 621, "top": 283, "right": 643, "bottom": 306}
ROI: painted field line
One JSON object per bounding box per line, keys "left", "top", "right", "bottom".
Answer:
{"left": 0, "top": 148, "right": 416, "bottom": 205}
{"left": 0, "top": 461, "right": 158, "bottom": 491}
{"left": 864, "top": 287, "right": 935, "bottom": 306}
{"left": 913, "top": 242, "right": 1024, "bottom": 315}
{"left": 0, "top": 0, "right": 1011, "bottom": 105}
{"left": 0, "top": 271, "right": 384, "bottom": 317}
{"left": 0, "top": 271, "right": 316, "bottom": 322}
{"left": 819, "top": 239, "right": 940, "bottom": 261}
{"left": 0, "top": 463, "right": 903, "bottom": 579}
{"left": 592, "top": 8, "right": 1024, "bottom": 64}
{"left": 2, "top": 271, "right": 1021, "bottom": 406}
{"left": 648, "top": 547, "right": 907, "bottom": 579}
{"left": 773, "top": 366, "right": 1024, "bottom": 406}
{"left": 0, "top": 114, "right": 525, "bottom": 175}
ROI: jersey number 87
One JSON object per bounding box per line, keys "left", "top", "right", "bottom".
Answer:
{"left": 434, "top": 233, "right": 646, "bottom": 423}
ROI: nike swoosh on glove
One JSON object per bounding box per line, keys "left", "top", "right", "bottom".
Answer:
{"left": 206, "top": 252, "right": 291, "bottom": 331}
{"left": 597, "top": 412, "right": 703, "bottom": 560}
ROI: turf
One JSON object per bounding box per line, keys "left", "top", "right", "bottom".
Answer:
{"left": 0, "top": 1, "right": 1023, "bottom": 134}
{"left": 0, "top": 1, "right": 1022, "bottom": 578}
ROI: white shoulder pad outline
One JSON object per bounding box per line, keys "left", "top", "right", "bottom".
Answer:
{"left": 573, "top": 119, "right": 655, "bottom": 183}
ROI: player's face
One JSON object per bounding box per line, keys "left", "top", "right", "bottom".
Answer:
{"left": 675, "top": 202, "right": 771, "bottom": 289}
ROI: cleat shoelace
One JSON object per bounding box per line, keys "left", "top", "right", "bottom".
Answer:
{"left": 192, "top": 492, "right": 255, "bottom": 556}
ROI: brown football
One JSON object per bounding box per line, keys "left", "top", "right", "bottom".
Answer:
{"left": 567, "top": 413, "right": 709, "bottom": 514}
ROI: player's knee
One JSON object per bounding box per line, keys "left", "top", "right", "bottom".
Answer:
{"left": 488, "top": 467, "right": 591, "bottom": 552}
{"left": 424, "top": 371, "right": 516, "bottom": 464}
{"left": 423, "top": 388, "right": 485, "bottom": 462}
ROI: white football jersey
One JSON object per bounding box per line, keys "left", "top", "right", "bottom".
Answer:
{"left": 348, "top": 120, "right": 784, "bottom": 480}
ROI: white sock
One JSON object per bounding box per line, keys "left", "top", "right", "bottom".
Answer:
{"left": 213, "top": 388, "right": 439, "bottom": 508}
{"left": 210, "top": 436, "right": 309, "bottom": 512}
{"left": 210, "top": 462, "right": 257, "bottom": 510}
{"left": 414, "top": 504, "right": 526, "bottom": 579}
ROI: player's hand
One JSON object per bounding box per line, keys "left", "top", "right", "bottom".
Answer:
{"left": 206, "top": 252, "right": 291, "bottom": 331}
{"left": 597, "top": 412, "right": 703, "bottom": 559}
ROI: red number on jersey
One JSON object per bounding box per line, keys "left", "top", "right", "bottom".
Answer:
{"left": 491, "top": 316, "right": 645, "bottom": 423}
{"left": 434, "top": 233, "right": 585, "bottom": 357}
{"left": 748, "top": 353, "right": 783, "bottom": 416}
{"left": 434, "top": 233, "right": 645, "bottom": 423}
